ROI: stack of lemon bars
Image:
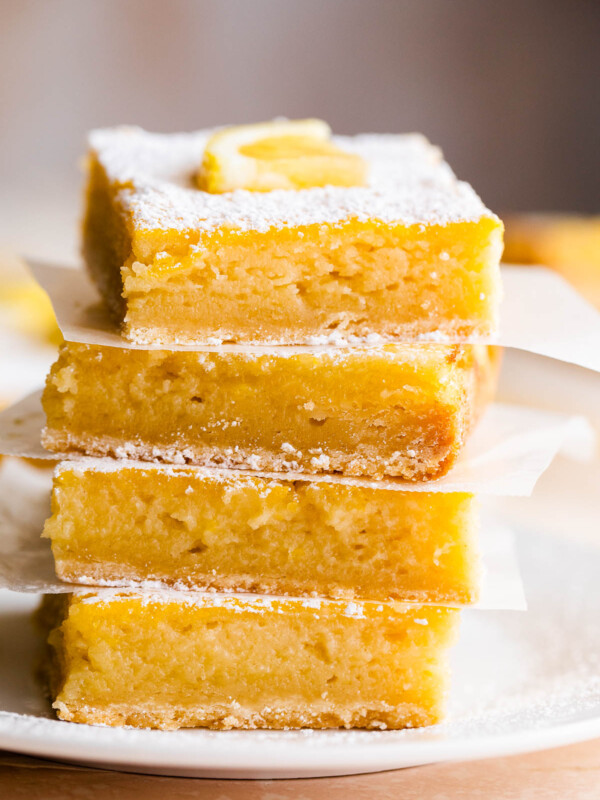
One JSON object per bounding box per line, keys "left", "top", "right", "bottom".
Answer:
{"left": 37, "top": 120, "right": 504, "bottom": 731}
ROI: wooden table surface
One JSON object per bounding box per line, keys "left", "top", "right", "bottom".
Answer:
{"left": 2, "top": 738, "right": 600, "bottom": 799}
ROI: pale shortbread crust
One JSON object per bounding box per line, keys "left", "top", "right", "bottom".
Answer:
{"left": 41, "top": 428, "right": 457, "bottom": 481}
{"left": 50, "top": 698, "right": 435, "bottom": 731}
{"left": 54, "top": 560, "right": 478, "bottom": 605}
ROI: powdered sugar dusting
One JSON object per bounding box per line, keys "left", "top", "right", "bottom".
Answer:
{"left": 435, "top": 530, "right": 600, "bottom": 738}
{"left": 74, "top": 588, "right": 419, "bottom": 619}
{"left": 89, "top": 127, "right": 496, "bottom": 234}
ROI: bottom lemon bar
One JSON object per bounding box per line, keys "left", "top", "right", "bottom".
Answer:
{"left": 37, "top": 592, "right": 460, "bottom": 730}
{"left": 42, "top": 342, "right": 499, "bottom": 481}
{"left": 44, "top": 461, "right": 479, "bottom": 603}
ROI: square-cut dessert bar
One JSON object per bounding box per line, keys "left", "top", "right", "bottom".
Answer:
{"left": 83, "top": 124, "right": 503, "bottom": 345}
{"left": 33, "top": 119, "right": 502, "bottom": 734}
{"left": 37, "top": 592, "right": 460, "bottom": 730}
{"left": 44, "top": 460, "right": 480, "bottom": 603}
{"left": 41, "top": 342, "right": 499, "bottom": 481}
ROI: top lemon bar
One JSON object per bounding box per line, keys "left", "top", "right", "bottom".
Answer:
{"left": 84, "top": 120, "right": 503, "bottom": 345}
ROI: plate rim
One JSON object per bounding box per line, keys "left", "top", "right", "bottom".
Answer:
{"left": 1, "top": 711, "right": 600, "bottom": 778}
{"left": 2, "top": 524, "right": 600, "bottom": 779}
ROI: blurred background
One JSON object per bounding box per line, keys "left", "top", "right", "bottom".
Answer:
{"left": 0, "top": 0, "right": 599, "bottom": 263}
{"left": 0, "top": 0, "right": 598, "bottom": 538}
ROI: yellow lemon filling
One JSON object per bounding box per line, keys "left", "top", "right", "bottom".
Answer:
{"left": 37, "top": 592, "right": 459, "bottom": 730}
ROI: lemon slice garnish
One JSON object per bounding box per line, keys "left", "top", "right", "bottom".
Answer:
{"left": 197, "top": 119, "right": 367, "bottom": 193}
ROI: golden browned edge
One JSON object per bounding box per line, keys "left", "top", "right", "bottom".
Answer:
{"left": 34, "top": 596, "right": 443, "bottom": 731}
{"left": 32, "top": 595, "right": 67, "bottom": 710}
{"left": 54, "top": 560, "right": 478, "bottom": 605}
{"left": 82, "top": 154, "right": 128, "bottom": 322}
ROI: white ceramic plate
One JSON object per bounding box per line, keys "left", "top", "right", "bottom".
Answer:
{"left": 1, "top": 527, "right": 600, "bottom": 779}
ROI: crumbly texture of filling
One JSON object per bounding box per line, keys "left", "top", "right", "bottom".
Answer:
{"left": 42, "top": 343, "right": 499, "bottom": 480}
{"left": 83, "top": 129, "right": 503, "bottom": 345}
{"left": 37, "top": 593, "right": 460, "bottom": 730}
{"left": 45, "top": 465, "right": 479, "bottom": 603}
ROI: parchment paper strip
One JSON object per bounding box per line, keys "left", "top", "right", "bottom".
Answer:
{"left": 0, "top": 392, "right": 594, "bottom": 496}
{"left": 0, "top": 458, "right": 525, "bottom": 609}
{"left": 28, "top": 261, "right": 600, "bottom": 372}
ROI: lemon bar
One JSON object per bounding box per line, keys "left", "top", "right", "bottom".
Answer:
{"left": 42, "top": 343, "right": 499, "bottom": 480}
{"left": 37, "top": 592, "right": 460, "bottom": 730}
{"left": 44, "top": 461, "right": 479, "bottom": 603}
{"left": 84, "top": 126, "right": 503, "bottom": 345}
